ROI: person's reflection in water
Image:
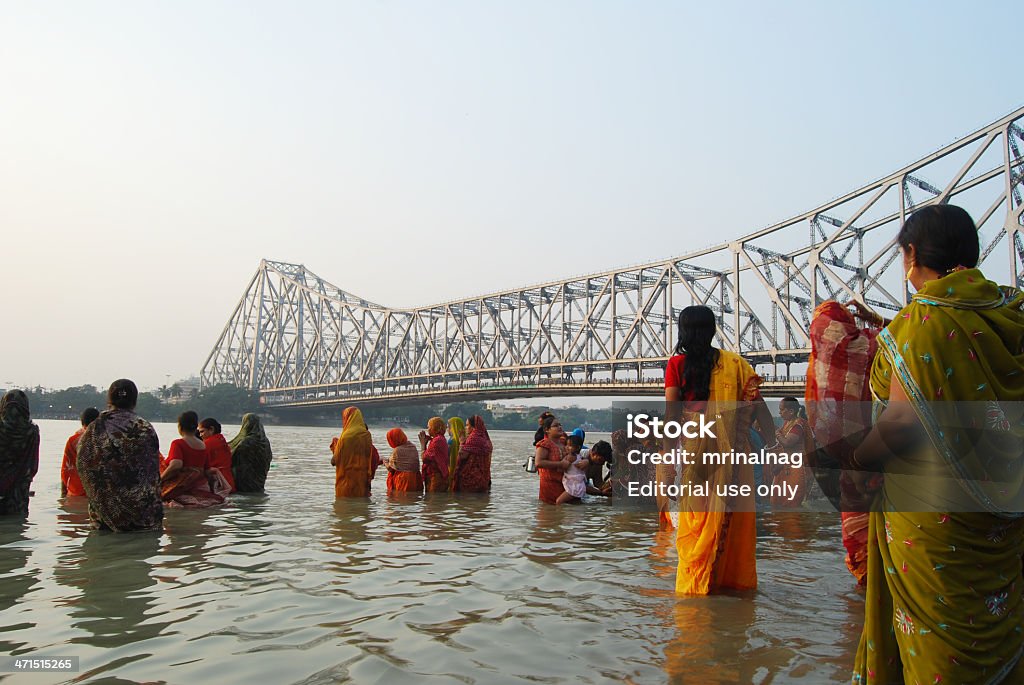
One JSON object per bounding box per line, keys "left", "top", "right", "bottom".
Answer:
{"left": 0, "top": 520, "right": 37, "bottom": 653}
{"left": 59, "top": 532, "right": 168, "bottom": 648}
{"left": 328, "top": 499, "right": 371, "bottom": 561}
{"left": 664, "top": 594, "right": 757, "bottom": 684}
{"left": 157, "top": 509, "right": 218, "bottom": 583}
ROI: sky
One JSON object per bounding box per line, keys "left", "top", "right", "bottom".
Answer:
{"left": 1, "top": 1, "right": 1019, "bottom": 398}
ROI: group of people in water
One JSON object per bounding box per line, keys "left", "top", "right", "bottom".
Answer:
{"left": 328, "top": 408, "right": 494, "bottom": 496}
{"left": 1, "top": 203, "right": 1020, "bottom": 682}
{"left": 0, "top": 379, "right": 274, "bottom": 531}
{"left": 650, "top": 205, "right": 1024, "bottom": 683}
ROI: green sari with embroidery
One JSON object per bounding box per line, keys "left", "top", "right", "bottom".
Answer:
{"left": 853, "top": 268, "right": 1024, "bottom": 685}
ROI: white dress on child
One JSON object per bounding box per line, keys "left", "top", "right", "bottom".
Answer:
{"left": 562, "top": 454, "right": 588, "bottom": 498}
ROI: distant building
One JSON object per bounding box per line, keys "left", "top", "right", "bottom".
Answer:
{"left": 486, "top": 403, "right": 535, "bottom": 420}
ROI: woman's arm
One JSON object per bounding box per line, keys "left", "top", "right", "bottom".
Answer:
{"left": 161, "top": 459, "right": 183, "bottom": 480}
{"left": 535, "top": 445, "right": 566, "bottom": 470}
{"left": 852, "top": 380, "right": 923, "bottom": 468}
{"left": 663, "top": 388, "right": 683, "bottom": 454}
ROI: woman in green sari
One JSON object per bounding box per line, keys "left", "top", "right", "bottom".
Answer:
{"left": 229, "top": 414, "right": 274, "bottom": 493}
{"left": 851, "top": 204, "right": 1024, "bottom": 684}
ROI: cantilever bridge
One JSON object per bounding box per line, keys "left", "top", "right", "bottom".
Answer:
{"left": 201, "top": 107, "right": 1024, "bottom": 409}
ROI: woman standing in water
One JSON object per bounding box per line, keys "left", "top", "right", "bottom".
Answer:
{"left": 454, "top": 415, "right": 492, "bottom": 493}
{"left": 384, "top": 428, "right": 423, "bottom": 494}
{"left": 0, "top": 390, "right": 40, "bottom": 516}
{"left": 331, "top": 406, "right": 374, "bottom": 497}
{"left": 534, "top": 415, "right": 569, "bottom": 504}
{"left": 77, "top": 379, "right": 163, "bottom": 532}
{"left": 229, "top": 413, "right": 273, "bottom": 493}
{"left": 665, "top": 306, "right": 775, "bottom": 595}
{"left": 419, "top": 417, "right": 449, "bottom": 493}
{"left": 447, "top": 416, "right": 465, "bottom": 491}
{"left": 851, "top": 205, "right": 1024, "bottom": 684}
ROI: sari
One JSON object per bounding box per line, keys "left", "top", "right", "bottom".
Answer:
{"left": 454, "top": 415, "right": 492, "bottom": 492}
{"left": 805, "top": 300, "right": 881, "bottom": 586}
{"left": 422, "top": 417, "right": 449, "bottom": 492}
{"left": 0, "top": 390, "right": 40, "bottom": 516}
{"left": 675, "top": 349, "right": 761, "bottom": 595}
{"left": 204, "top": 433, "right": 236, "bottom": 493}
{"left": 334, "top": 407, "right": 373, "bottom": 498}
{"left": 536, "top": 436, "right": 566, "bottom": 504}
{"left": 162, "top": 468, "right": 229, "bottom": 508}
{"left": 61, "top": 428, "right": 87, "bottom": 497}
{"left": 229, "top": 414, "right": 273, "bottom": 493}
{"left": 852, "top": 268, "right": 1024, "bottom": 684}
{"left": 447, "top": 417, "right": 465, "bottom": 490}
{"left": 770, "top": 416, "right": 813, "bottom": 508}
{"left": 77, "top": 407, "right": 163, "bottom": 532}
{"left": 385, "top": 428, "right": 422, "bottom": 493}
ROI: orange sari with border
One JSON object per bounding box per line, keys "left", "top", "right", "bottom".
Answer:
{"left": 675, "top": 349, "right": 761, "bottom": 595}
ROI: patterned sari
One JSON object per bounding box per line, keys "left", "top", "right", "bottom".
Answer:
{"left": 805, "top": 300, "right": 880, "bottom": 586}
{"left": 229, "top": 414, "right": 273, "bottom": 493}
{"left": 422, "top": 432, "right": 450, "bottom": 493}
{"left": 334, "top": 407, "right": 373, "bottom": 498}
{"left": 162, "top": 468, "right": 229, "bottom": 508}
{"left": 0, "top": 391, "right": 40, "bottom": 516}
{"left": 675, "top": 349, "right": 761, "bottom": 595}
{"left": 77, "top": 408, "right": 163, "bottom": 532}
{"left": 852, "top": 268, "right": 1024, "bottom": 684}
{"left": 454, "top": 415, "right": 492, "bottom": 493}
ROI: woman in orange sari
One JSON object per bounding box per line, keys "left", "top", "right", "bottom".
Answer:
{"left": 454, "top": 415, "right": 492, "bottom": 492}
{"left": 385, "top": 428, "right": 423, "bottom": 493}
{"left": 665, "top": 306, "right": 775, "bottom": 595}
{"left": 331, "top": 406, "right": 374, "bottom": 498}
{"left": 418, "top": 417, "right": 449, "bottom": 492}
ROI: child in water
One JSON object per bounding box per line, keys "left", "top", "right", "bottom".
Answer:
{"left": 557, "top": 434, "right": 588, "bottom": 504}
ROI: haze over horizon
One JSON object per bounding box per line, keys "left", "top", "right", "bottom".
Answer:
{"left": 3, "top": 2, "right": 1018, "bottom": 398}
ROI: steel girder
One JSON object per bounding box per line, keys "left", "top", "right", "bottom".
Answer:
{"left": 201, "top": 108, "right": 1024, "bottom": 407}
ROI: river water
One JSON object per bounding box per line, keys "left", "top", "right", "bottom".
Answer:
{"left": 0, "top": 420, "right": 862, "bottom": 684}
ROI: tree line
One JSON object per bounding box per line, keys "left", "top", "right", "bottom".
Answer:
{"left": 17, "top": 384, "right": 612, "bottom": 431}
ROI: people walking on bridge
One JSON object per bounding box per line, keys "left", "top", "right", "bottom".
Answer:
{"left": 0, "top": 389, "right": 40, "bottom": 517}
{"left": 77, "top": 379, "right": 162, "bottom": 532}
{"left": 665, "top": 305, "right": 776, "bottom": 595}
{"left": 384, "top": 428, "right": 422, "bottom": 494}
{"left": 534, "top": 415, "right": 570, "bottom": 504}
{"left": 419, "top": 417, "right": 450, "bottom": 492}
{"left": 230, "top": 413, "right": 273, "bottom": 493}
{"left": 331, "top": 407, "right": 374, "bottom": 498}
{"left": 850, "top": 204, "right": 1024, "bottom": 684}
{"left": 453, "top": 415, "right": 492, "bottom": 493}
{"left": 446, "top": 417, "right": 465, "bottom": 491}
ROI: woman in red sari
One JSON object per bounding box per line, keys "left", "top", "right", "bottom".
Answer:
{"left": 535, "top": 415, "right": 569, "bottom": 504}
{"left": 418, "top": 417, "right": 449, "bottom": 492}
{"left": 161, "top": 411, "right": 227, "bottom": 508}
{"left": 385, "top": 428, "right": 423, "bottom": 493}
{"left": 199, "top": 417, "right": 236, "bottom": 493}
{"left": 454, "top": 415, "right": 492, "bottom": 492}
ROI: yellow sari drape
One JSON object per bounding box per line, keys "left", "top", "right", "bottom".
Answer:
{"left": 334, "top": 407, "right": 373, "bottom": 498}
{"left": 675, "top": 349, "right": 762, "bottom": 595}
{"left": 447, "top": 417, "right": 465, "bottom": 490}
{"left": 853, "top": 269, "right": 1024, "bottom": 684}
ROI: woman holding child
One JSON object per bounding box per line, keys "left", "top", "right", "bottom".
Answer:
{"left": 534, "top": 415, "right": 569, "bottom": 504}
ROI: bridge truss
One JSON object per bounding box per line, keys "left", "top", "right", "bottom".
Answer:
{"left": 201, "top": 107, "right": 1024, "bottom": 408}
